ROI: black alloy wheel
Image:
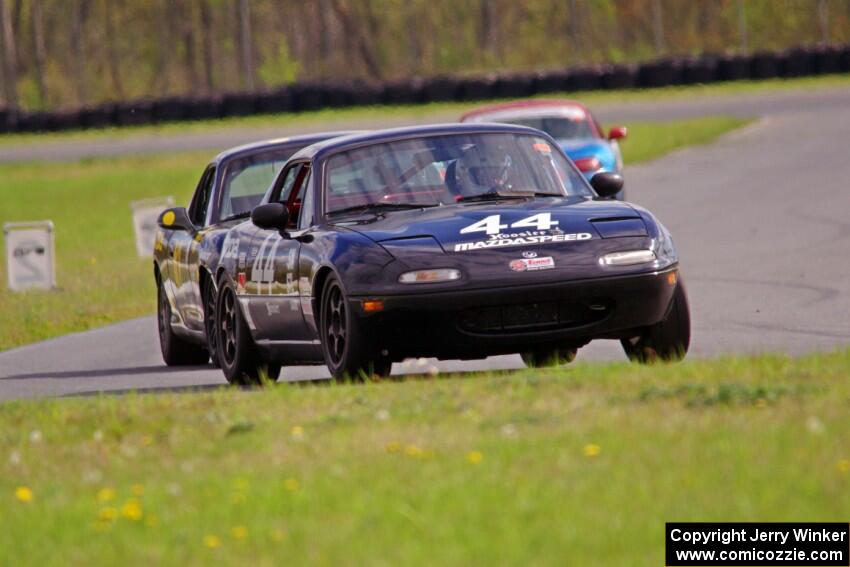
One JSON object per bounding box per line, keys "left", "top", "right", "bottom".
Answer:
{"left": 320, "top": 274, "right": 391, "bottom": 381}
{"left": 215, "top": 279, "right": 280, "bottom": 385}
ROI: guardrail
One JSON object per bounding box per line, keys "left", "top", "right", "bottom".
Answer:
{"left": 1, "top": 44, "right": 848, "bottom": 134}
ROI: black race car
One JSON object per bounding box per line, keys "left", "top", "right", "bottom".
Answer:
{"left": 207, "top": 123, "right": 690, "bottom": 384}
{"left": 153, "top": 133, "right": 352, "bottom": 366}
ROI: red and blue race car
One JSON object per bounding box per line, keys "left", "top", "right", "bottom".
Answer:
{"left": 460, "top": 100, "right": 627, "bottom": 198}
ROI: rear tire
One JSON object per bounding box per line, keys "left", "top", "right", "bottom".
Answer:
{"left": 215, "top": 278, "right": 280, "bottom": 385}
{"left": 621, "top": 278, "right": 691, "bottom": 363}
{"left": 319, "top": 274, "right": 391, "bottom": 381}
{"left": 203, "top": 278, "right": 221, "bottom": 369}
{"left": 157, "top": 277, "right": 210, "bottom": 366}
{"left": 521, "top": 348, "right": 577, "bottom": 368}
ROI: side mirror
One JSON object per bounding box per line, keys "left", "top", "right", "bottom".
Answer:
{"left": 157, "top": 207, "right": 195, "bottom": 232}
{"left": 251, "top": 203, "right": 290, "bottom": 233}
{"left": 590, "top": 172, "right": 624, "bottom": 198}
{"left": 608, "top": 126, "right": 627, "bottom": 141}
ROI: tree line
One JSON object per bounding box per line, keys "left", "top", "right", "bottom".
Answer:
{"left": 0, "top": 0, "right": 848, "bottom": 112}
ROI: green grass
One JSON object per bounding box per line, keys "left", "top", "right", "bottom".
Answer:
{"left": 1, "top": 73, "right": 846, "bottom": 147}
{"left": 0, "top": 151, "right": 209, "bottom": 349}
{"left": 1, "top": 350, "right": 848, "bottom": 565}
{"left": 0, "top": 116, "right": 749, "bottom": 352}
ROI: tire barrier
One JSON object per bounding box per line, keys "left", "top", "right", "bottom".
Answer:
{"left": 221, "top": 92, "right": 258, "bottom": 117}
{"left": 114, "top": 100, "right": 154, "bottom": 126}
{"left": 567, "top": 66, "right": 602, "bottom": 91}
{"left": 751, "top": 51, "right": 781, "bottom": 79}
{"left": 153, "top": 97, "right": 188, "bottom": 122}
{"left": 533, "top": 70, "right": 567, "bottom": 95}
{"left": 600, "top": 65, "right": 637, "bottom": 90}
{"left": 814, "top": 45, "right": 842, "bottom": 74}
{"left": 637, "top": 58, "right": 682, "bottom": 88}
{"left": 457, "top": 75, "right": 498, "bottom": 101}
{"left": 420, "top": 75, "right": 461, "bottom": 103}
{"left": 48, "top": 110, "right": 83, "bottom": 132}
{"left": 382, "top": 79, "right": 422, "bottom": 105}
{"left": 290, "top": 82, "right": 330, "bottom": 111}
{"left": 80, "top": 105, "right": 116, "bottom": 129}
{"left": 184, "top": 96, "right": 223, "bottom": 120}
{"left": 3, "top": 43, "right": 849, "bottom": 134}
{"left": 256, "top": 87, "right": 293, "bottom": 114}
{"left": 492, "top": 72, "right": 537, "bottom": 99}
{"left": 680, "top": 56, "right": 717, "bottom": 84}
{"left": 0, "top": 108, "right": 12, "bottom": 133}
{"left": 781, "top": 47, "right": 815, "bottom": 77}
{"left": 348, "top": 81, "right": 384, "bottom": 106}
{"left": 716, "top": 54, "right": 750, "bottom": 81}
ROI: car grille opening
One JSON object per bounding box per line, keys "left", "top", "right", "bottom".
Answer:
{"left": 457, "top": 299, "right": 612, "bottom": 334}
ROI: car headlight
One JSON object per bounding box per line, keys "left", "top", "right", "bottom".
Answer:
{"left": 652, "top": 221, "right": 678, "bottom": 268}
{"left": 600, "top": 250, "right": 656, "bottom": 266}
{"left": 398, "top": 269, "right": 461, "bottom": 284}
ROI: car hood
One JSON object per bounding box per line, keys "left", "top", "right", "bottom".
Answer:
{"left": 335, "top": 197, "right": 654, "bottom": 287}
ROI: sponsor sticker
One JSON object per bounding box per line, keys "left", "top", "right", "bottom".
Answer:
{"left": 237, "top": 272, "right": 247, "bottom": 292}
{"left": 454, "top": 232, "right": 591, "bottom": 252}
{"left": 510, "top": 256, "right": 555, "bottom": 272}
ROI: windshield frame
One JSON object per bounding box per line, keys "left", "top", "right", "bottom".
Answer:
{"left": 212, "top": 147, "right": 297, "bottom": 224}
{"left": 318, "top": 130, "right": 594, "bottom": 220}
{"left": 497, "top": 115, "right": 596, "bottom": 141}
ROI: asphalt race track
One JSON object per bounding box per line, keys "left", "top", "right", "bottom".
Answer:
{"left": 1, "top": 89, "right": 849, "bottom": 400}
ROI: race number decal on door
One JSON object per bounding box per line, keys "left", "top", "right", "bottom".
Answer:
{"left": 251, "top": 234, "right": 281, "bottom": 294}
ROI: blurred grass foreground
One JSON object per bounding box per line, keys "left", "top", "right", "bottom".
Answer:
{"left": 1, "top": 349, "right": 848, "bottom": 565}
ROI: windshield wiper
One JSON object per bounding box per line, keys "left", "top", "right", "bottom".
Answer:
{"left": 328, "top": 202, "right": 439, "bottom": 216}
{"left": 457, "top": 190, "right": 561, "bottom": 203}
{"left": 457, "top": 191, "right": 535, "bottom": 203}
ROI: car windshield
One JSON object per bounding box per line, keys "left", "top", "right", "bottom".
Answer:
{"left": 498, "top": 116, "right": 595, "bottom": 140}
{"left": 219, "top": 148, "right": 295, "bottom": 219}
{"left": 325, "top": 133, "right": 591, "bottom": 214}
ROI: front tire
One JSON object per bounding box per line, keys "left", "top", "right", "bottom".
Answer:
{"left": 215, "top": 278, "right": 280, "bottom": 385}
{"left": 621, "top": 278, "right": 691, "bottom": 363}
{"left": 157, "top": 277, "right": 210, "bottom": 366}
{"left": 319, "top": 274, "right": 391, "bottom": 381}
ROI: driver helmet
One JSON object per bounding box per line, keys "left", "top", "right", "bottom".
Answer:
{"left": 454, "top": 146, "right": 512, "bottom": 196}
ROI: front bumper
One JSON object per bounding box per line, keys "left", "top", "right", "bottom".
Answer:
{"left": 350, "top": 266, "right": 679, "bottom": 360}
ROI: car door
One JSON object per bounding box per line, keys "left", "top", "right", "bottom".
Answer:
{"left": 243, "top": 162, "right": 313, "bottom": 343}
{"left": 171, "top": 164, "right": 215, "bottom": 331}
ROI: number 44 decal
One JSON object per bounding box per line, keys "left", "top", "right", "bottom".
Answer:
{"left": 460, "top": 213, "right": 559, "bottom": 236}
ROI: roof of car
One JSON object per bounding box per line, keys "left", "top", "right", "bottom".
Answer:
{"left": 459, "top": 99, "right": 592, "bottom": 123}
{"left": 289, "top": 122, "right": 550, "bottom": 161}
{"left": 213, "top": 131, "right": 358, "bottom": 164}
